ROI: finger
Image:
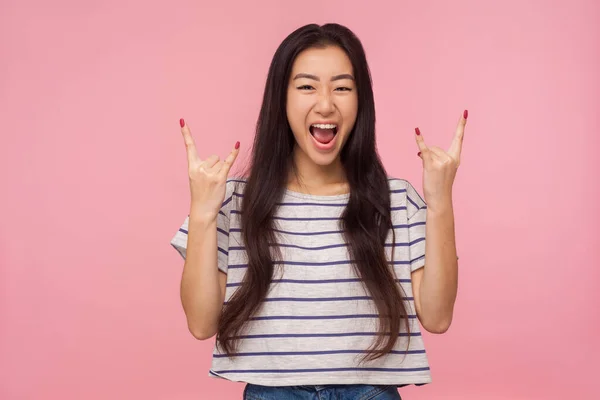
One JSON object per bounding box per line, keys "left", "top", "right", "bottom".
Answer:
{"left": 414, "top": 127, "right": 428, "bottom": 153}
{"left": 428, "top": 146, "right": 448, "bottom": 159}
{"left": 180, "top": 119, "right": 201, "bottom": 165}
{"left": 210, "top": 160, "right": 225, "bottom": 174}
{"left": 202, "top": 154, "right": 220, "bottom": 169}
{"left": 419, "top": 146, "right": 447, "bottom": 162}
{"left": 219, "top": 141, "right": 241, "bottom": 178}
{"left": 448, "top": 110, "right": 468, "bottom": 159}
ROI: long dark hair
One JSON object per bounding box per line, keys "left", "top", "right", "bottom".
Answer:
{"left": 217, "top": 23, "right": 411, "bottom": 364}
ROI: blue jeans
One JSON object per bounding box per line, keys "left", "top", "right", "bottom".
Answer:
{"left": 243, "top": 384, "right": 402, "bottom": 400}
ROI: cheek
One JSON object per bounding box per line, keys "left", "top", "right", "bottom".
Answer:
{"left": 286, "top": 93, "right": 311, "bottom": 131}
{"left": 341, "top": 96, "right": 358, "bottom": 128}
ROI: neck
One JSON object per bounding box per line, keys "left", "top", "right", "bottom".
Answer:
{"left": 287, "top": 146, "right": 349, "bottom": 195}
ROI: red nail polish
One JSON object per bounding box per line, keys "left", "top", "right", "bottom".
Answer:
{"left": 180, "top": 118, "right": 185, "bottom": 128}
{"left": 418, "top": 151, "right": 421, "bottom": 157}
{"left": 235, "top": 141, "right": 240, "bottom": 149}
{"left": 415, "top": 127, "right": 421, "bottom": 135}
{"left": 463, "top": 110, "right": 468, "bottom": 119}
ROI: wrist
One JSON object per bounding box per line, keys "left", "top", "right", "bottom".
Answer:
{"left": 188, "top": 209, "right": 218, "bottom": 225}
{"left": 426, "top": 198, "right": 453, "bottom": 215}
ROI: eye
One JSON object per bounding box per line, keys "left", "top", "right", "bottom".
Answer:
{"left": 297, "top": 85, "right": 315, "bottom": 90}
{"left": 335, "top": 87, "right": 352, "bottom": 92}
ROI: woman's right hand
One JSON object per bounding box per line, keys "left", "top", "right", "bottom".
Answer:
{"left": 180, "top": 118, "right": 240, "bottom": 221}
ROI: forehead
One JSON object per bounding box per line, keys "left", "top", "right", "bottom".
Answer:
{"left": 291, "top": 46, "right": 353, "bottom": 76}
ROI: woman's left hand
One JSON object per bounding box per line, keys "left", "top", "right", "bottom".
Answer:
{"left": 415, "top": 110, "right": 468, "bottom": 213}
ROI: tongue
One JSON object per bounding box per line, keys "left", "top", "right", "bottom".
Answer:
{"left": 312, "top": 128, "right": 335, "bottom": 144}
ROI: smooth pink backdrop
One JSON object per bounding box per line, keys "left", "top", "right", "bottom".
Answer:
{"left": 1, "top": 0, "right": 599, "bottom": 399}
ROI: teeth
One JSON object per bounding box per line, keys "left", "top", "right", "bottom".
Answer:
{"left": 311, "top": 123, "right": 337, "bottom": 129}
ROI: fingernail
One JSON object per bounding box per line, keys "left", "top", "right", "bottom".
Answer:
{"left": 463, "top": 110, "right": 468, "bottom": 119}
{"left": 417, "top": 151, "right": 421, "bottom": 157}
{"left": 180, "top": 118, "right": 185, "bottom": 128}
{"left": 415, "top": 127, "right": 421, "bottom": 135}
{"left": 235, "top": 141, "right": 240, "bottom": 149}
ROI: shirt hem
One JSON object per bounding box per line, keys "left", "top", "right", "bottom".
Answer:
{"left": 208, "top": 370, "right": 432, "bottom": 387}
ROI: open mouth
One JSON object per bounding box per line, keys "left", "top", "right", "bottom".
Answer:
{"left": 309, "top": 123, "right": 338, "bottom": 144}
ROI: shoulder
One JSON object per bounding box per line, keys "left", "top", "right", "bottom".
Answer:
{"left": 225, "top": 176, "right": 247, "bottom": 194}
{"left": 386, "top": 176, "right": 421, "bottom": 198}
{"left": 223, "top": 177, "right": 248, "bottom": 212}
{"left": 386, "top": 176, "right": 426, "bottom": 209}
{"left": 386, "top": 176, "right": 411, "bottom": 192}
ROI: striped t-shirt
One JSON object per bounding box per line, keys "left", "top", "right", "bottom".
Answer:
{"left": 170, "top": 177, "right": 432, "bottom": 387}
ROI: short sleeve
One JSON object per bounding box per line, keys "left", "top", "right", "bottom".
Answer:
{"left": 405, "top": 181, "right": 427, "bottom": 272}
{"left": 169, "top": 180, "right": 238, "bottom": 275}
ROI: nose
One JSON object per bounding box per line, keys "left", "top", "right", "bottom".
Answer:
{"left": 314, "top": 91, "right": 335, "bottom": 116}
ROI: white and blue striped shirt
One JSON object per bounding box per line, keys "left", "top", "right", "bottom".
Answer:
{"left": 170, "top": 177, "right": 432, "bottom": 387}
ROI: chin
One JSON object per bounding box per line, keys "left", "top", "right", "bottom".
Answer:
{"left": 307, "top": 151, "right": 341, "bottom": 166}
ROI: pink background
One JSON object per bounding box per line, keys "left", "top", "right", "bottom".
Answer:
{"left": 1, "top": 0, "right": 599, "bottom": 399}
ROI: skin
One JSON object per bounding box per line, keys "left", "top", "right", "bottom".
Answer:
{"left": 410, "top": 114, "right": 467, "bottom": 333}
{"left": 284, "top": 45, "right": 463, "bottom": 334}
{"left": 177, "top": 46, "right": 463, "bottom": 338}
{"left": 178, "top": 119, "right": 239, "bottom": 339}
{"left": 285, "top": 46, "right": 357, "bottom": 195}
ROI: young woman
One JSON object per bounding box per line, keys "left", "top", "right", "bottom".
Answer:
{"left": 171, "top": 23, "right": 464, "bottom": 400}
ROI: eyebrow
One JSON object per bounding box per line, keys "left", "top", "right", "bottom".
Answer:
{"left": 293, "top": 73, "right": 355, "bottom": 82}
